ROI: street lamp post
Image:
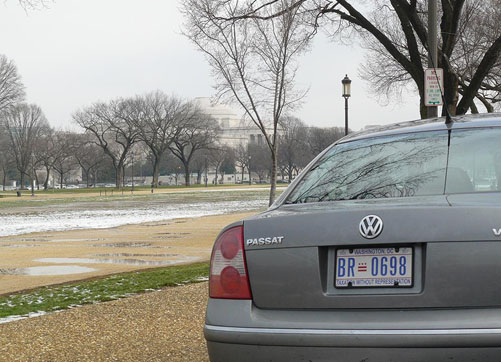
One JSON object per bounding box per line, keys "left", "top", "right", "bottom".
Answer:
{"left": 342, "top": 74, "right": 352, "bottom": 136}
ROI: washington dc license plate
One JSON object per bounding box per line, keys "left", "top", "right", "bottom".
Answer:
{"left": 335, "top": 247, "right": 413, "bottom": 288}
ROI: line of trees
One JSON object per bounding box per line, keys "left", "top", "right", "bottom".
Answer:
{"left": 0, "top": 97, "right": 344, "bottom": 190}
{"left": 73, "top": 92, "right": 221, "bottom": 188}
{"left": 0, "top": 53, "right": 343, "bottom": 191}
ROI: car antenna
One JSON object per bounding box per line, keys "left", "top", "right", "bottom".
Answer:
{"left": 428, "top": 54, "right": 453, "bottom": 125}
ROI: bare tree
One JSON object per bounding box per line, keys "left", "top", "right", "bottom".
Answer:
{"left": 0, "top": 125, "right": 15, "bottom": 190}
{"left": 217, "top": 1, "right": 501, "bottom": 117}
{"left": 2, "top": 103, "right": 48, "bottom": 189}
{"left": 168, "top": 104, "right": 220, "bottom": 186}
{"left": 278, "top": 116, "right": 311, "bottom": 182}
{"left": 51, "top": 131, "right": 78, "bottom": 188}
{"left": 356, "top": 0, "right": 501, "bottom": 115}
{"left": 191, "top": 151, "right": 209, "bottom": 185}
{"left": 16, "top": 0, "right": 50, "bottom": 9}
{"left": 209, "top": 145, "right": 234, "bottom": 185}
{"left": 248, "top": 143, "right": 270, "bottom": 183}
{"left": 31, "top": 125, "right": 55, "bottom": 190}
{"left": 307, "top": 126, "right": 345, "bottom": 157}
{"left": 235, "top": 143, "right": 250, "bottom": 183}
{"left": 220, "top": 147, "right": 236, "bottom": 183}
{"left": 73, "top": 99, "right": 140, "bottom": 188}
{"left": 133, "top": 92, "right": 184, "bottom": 188}
{"left": 182, "top": 0, "right": 313, "bottom": 205}
{"left": 69, "top": 133, "right": 106, "bottom": 188}
{"left": 0, "top": 55, "right": 25, "bottom": 113}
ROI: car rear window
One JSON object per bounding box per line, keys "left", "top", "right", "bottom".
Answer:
{"left": 447, "top": 128, "right": 501, "bottom": 193}
{"left": 286, "top": 131, "right": 449, "bottom": 203}
{"left": 285, "top": 127, "right": 501, "bottom": 204}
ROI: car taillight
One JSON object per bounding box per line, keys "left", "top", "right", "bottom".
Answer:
{"left": 209, "top": 226, "right": 252, "bottom": 299}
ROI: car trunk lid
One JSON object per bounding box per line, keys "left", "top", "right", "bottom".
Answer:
{"left": 244, "top": 195, "right": 501, "bottom": 309}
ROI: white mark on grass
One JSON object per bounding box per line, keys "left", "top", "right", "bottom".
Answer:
{"left": 0, "top": 266, "right": 97, "bottom": 276}
{"left": 0, "top": 311, "right": 47, "bottom": 324}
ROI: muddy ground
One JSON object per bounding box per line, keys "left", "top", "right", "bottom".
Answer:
{"left": 0, "top": 211, "right": 256, "bottom": 295}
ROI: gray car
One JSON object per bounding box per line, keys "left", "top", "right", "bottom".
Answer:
{"left": 205, "top": 113, "right": 501, "bottom": 362}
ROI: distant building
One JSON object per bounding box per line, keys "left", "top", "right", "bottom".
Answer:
{"left": 193, "top": 97, "right": 271, "bottom": 148}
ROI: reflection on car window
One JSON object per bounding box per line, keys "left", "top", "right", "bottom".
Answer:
{"left": 286, "top": 131, "right": 449, "bottom": 203}
{"left": 447, "top": 128, "right": 501, "bottom": 193}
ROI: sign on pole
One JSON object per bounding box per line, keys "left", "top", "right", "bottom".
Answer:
{"left": 424, "top": 68, "right": 444, "bottom": 106}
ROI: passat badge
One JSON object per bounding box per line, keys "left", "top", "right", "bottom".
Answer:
{"left": 359, "top": 215, "right": 383, "bottom": 239}
{"left": 246, "top": 236, "right": 284, "bottom": 246}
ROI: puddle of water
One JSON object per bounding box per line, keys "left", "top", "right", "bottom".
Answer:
{"left": 156, "top": 232, "right": 190, "bottom": 235}
{"left": 142, "top": 222, "right": 172, "bottom": 227}
{"left": 18, "top": 238, "right": 48, "bottom": 242}
{"left": 0, "top": 244, "right": 41, "bottom": 248}
{"left": 92, "top": 253, "right": 178, "bottom": 257}
{"left": 92, "top": 242, "right": 152, "bottom": 248}
{"left": 34, "top": 257, "right": 199, "bottom": 266}
{"left": 49, "top": 238, "right": 104, "bottom": 243}
{"left": 0, "top": 266, "right": 97, "bottom": 276}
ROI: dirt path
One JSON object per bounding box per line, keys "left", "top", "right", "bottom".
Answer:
{"left": 0, "top": 282, "right": 210, "bottom": 362}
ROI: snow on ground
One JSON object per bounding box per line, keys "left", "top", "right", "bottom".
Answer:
{"left": 0, "top": 198, "right": 267, "bottom": 237}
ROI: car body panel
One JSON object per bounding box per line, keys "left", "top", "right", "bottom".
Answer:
{"left": 206, "top": 343, "right": 501, "bottom": 362}
{"left": 206, "top": 114, "right": 501, "bottom": 361}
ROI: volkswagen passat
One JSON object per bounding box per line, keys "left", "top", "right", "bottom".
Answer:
{"left": 205, "top": 114, "right": 501, "bottom": 361}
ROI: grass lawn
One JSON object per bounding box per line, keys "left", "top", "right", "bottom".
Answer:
{"left": 0, "top": 183, "right": 268, "bottom": 196}
{"left": 0, "top": 184, "right": 274, "bottom": 210}
{"left": 0, "top": 262, "right": 209, "bottom": 319}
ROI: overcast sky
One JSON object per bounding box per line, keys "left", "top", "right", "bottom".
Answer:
{"left": 0, "top": 0, "right": 420, "bottom": 131}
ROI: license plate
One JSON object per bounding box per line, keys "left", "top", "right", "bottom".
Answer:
{"left": 335, "top": 247, "right": 413, "bottom": 288}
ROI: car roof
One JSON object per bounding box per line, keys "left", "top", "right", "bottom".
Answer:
{"left": 338, "top": 112, "right": 501, "bottom": 144}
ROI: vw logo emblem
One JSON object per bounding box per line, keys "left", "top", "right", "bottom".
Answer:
{"left": 359, "top": 215, "right": 383, "bottom": 239}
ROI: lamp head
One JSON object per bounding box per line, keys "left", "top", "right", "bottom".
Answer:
{"left": 342, "top": 74, "right": 351, "bottom": 98}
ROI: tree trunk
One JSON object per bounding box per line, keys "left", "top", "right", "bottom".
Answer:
{"left": 35, "top": 171, "right": 40, "bottom": 190}
{"left": 419, "top": 98, "right": 427, "bottom": 119}
{"left": 43, "top": 166, "right": 50, "bottom": 190}
{"left": 85, "top": 168, "right": 90, "bottom": 188}
{"left": 442, "top": 66, "right": 459, "bottom": 116}
{"left": 184, "top": 163, "right": 190, "bottom": 186}
{"left": 60, "top": 171, "right": 63, "bottom": 189}
{"left": 2, "top": 172, "right": 6, "bottom": 191}
{"left": 122, "top": 165, "right": 126, "bottom": 188}
{"left": 152, "top": 158, "right": 160, "bottom": 188}
{"left": 241, "top": 166, "right": 245, "bottom": 183}
{"left": 115, "top": 165, "right": 123, "bottom": 189}
{"left": 20, "top": 172, "right": 25, "bottom": 190}
{"left": 214, "top": 168, "right": 218, "bottom": 185}
{"left": 269, "top": 151, "right": 278, "bottom": 206}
